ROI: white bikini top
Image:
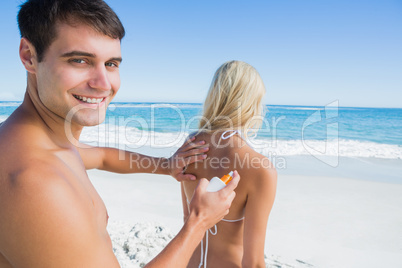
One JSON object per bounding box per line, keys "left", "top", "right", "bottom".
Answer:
{"left": 186, "top": 199, "right": 244, "bottom": 223}
{"left": 220, "top": 129, "right": 244, "bottom": 140}
{"left": 190, "top": 130, "right": 246, "bottom": 268}
{"left": 220, "top": 129, "right": 254, "bottom": 150}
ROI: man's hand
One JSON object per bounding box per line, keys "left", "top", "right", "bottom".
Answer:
{"left": 168, "top": 137, "right": 209, "bottom": 181}
{"left": 189, "top": 170, "right": 240, "bottom": 230}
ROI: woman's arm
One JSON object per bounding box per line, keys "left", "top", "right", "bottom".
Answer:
{"left": 242, "top": 164, "right": 277, "bottom": 268}
{"left": 77, "top": 137, "right": 209, "bottom": 181}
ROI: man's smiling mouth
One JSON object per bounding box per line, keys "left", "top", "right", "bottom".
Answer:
{"left": 73, "top": 94, "right": 105, "bottom": 104}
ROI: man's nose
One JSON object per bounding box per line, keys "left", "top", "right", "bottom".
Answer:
{"left": 88, "top": 65, "right": 111, "bottom": 91}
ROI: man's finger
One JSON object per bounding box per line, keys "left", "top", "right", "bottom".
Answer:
{"left": 182, "top": 136, "right": 196, "bottom": 146}
{"left": 181, "top": 147, "right": 209, "bottom": 158}
{"left": 195, "top": 178, "right": 209, "bottom": 192}
{"left": 177, "top": 173, "right": 196, "bottom": 181}
{"left": 180, "top": 140, "right": 207, "bottom": 153}
{"left": 183, "top": 154, "right": 207, "bottom": 167}
{"left": 180, "top": 136, "right": 199, "bottom": 150}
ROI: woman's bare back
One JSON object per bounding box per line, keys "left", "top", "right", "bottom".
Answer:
{"left": 182, "top": 131, "right": 277, "bottom": 267}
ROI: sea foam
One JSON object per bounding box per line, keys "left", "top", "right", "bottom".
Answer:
{"left": 79, "top": 125, "right": 402, "bottom": 160}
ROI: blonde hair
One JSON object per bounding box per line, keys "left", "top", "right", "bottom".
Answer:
{"left": 199, "top": 60, "right": 266, "bottom": 137}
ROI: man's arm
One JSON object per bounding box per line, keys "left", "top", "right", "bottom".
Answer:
{"left": 0, "top": 164, "right": 120, "bottom": 268}
{"left": 146, "top": 171, "right": 240, "bottom": 267}
{"left": 78, "top": 137, "right": 209, "bottom": 181}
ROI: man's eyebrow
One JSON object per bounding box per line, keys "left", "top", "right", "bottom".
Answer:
{"left": 61, "top": 51, "right": 122, "bottom": 63}
{"left": 61, "top": 51, "right": 96, "bottom": 58}
{"left": 110, "top": 57, "right": 123, "bottom": 63}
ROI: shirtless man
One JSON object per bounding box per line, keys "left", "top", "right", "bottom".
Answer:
{"left": 0, "top": 0, "right": 239, "bottom": 267}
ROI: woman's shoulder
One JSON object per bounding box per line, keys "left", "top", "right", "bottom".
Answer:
{"left": 234, "top": 145, "right": 277, "bottom": 188}
{"left": 187, "top": 130, "right": 211, "bottom": 142}
{"left": 188, "top": 130, "right": 243, "bottom": 149}
{"left": 187, "top": 130, "right": 276, "bottom": 174}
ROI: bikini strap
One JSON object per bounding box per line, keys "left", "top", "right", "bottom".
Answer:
{"left": 198, "top": 225, "right": 218, "bottom": 268}
{"left": 221, "top": 217, "right": 245, "bottom": 222}
{"left": 221, "top": 130, "right": 240, "bottom": 140}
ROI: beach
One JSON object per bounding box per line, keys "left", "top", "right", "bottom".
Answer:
{"left": 1, "top": 101, "right": 401, "bottom": 267}
{"left": 88, "top": 148, "right": 402, "bottom": 268}
{"left": 1, "top": 0, "right": 401, "bottom": 266}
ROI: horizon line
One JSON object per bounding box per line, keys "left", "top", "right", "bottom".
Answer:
{"left": 0, "top": 99, "right": 401, "bottom": 109}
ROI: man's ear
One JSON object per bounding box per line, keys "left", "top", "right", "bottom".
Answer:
{"left": 19, "top": 37, "right": 38, "bottom": 74}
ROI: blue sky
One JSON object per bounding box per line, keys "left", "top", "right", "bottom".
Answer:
{"left": 0, "top": 0, "right": 401, "bottom": 107}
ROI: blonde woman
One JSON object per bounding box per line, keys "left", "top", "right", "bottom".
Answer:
{"left": 181, "top": 61, "right": 277, "bottom": 268}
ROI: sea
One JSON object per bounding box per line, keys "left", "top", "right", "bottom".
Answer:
{"left": 1, "top": 101, "right": 401, "bottom": 160}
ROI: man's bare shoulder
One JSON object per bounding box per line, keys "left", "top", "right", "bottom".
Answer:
{"left": 0, "top": 114, "right": 86, "bottom": 213}
{"left": 2, "top": 157, "right": 68, "bottom": 188}
{"left": 0, "top": 115, "right": 61, "bottom": 178}
{"left": 0, "top": 146, "right": 62, "bottom": 191}
{"left": 0, "top": 158, "right": 119, "bottom": 267}
{"left": 0, "top": 159, "right": 80, "bottom": 223}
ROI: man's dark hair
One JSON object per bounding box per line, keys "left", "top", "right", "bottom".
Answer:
{"left": 17, "top": 0, "right": 125, "bottom": 62}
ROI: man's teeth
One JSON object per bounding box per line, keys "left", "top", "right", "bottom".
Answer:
{"left": 73, "top": 95, "right": 104, "bottom": 104}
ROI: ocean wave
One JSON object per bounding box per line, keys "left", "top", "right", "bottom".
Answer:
{"left": 266, "top": 105, "right": 357, "bottom": 111}
{"left": 172, "top": 103, "right": 202, "bottom": 109}
{"left": 0, "top": 115, "right": 8, "bottom": 123}
{"left": 79, "top": 125, "right": 402, "bottom": 159}
{"left": 268, "top": 106, "right": 322, "bottom": 111}
{"left": 252, "top": 138, "right": 402, "bottom": 160}
{"left": 109, "top": 103, "right": 156, "bottom": 108}
{"left": 79, "top": 124, "right": 190, "bottom": 149}
{"left": 109, "top": 103, "right": 202, "bottom": 109}
{"left": 0, "top": 102, "right": 21, "bottom": 107}
{"left": 0, "top": 115, "right": 399, "bottom": 159}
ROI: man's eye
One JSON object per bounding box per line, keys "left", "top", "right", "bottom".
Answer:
{"left": 71, "top": 59, "right": 86, "bottom": 64}
{"left": 106, "top": 62, "right": 118, "bottom": 68}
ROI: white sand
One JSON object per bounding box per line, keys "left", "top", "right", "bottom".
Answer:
{"left": 267, "top": 174, "right": 402, "bottom": 268}
{"left": 88, "top": 154, "right": 402, "bottom": 268}
{"left": 107, "top": 221, "right": 174, "bottom": 268}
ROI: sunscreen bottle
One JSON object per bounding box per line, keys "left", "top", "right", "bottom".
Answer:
{"left": 206, "top": 171, "right": 234, "bottom": 192}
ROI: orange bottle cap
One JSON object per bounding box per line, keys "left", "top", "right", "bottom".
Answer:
{"left": 220, "top": 172, "right": 233, "bottom": 185}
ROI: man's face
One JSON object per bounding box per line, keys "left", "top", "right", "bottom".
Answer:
{"left": 35, "top": 22, "right": 122, "bottom": 127}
